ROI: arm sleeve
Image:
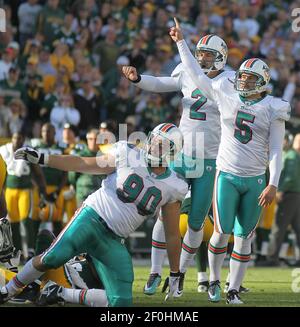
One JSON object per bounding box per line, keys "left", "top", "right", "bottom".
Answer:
{"left": 136, "top": 75, "right": 181, "bottom": 93}
{"left": 268, "top": 119, "right": 285, "bottom": 187}
{"left": 168, "top": 176, "right": 188, "bottom": 203}
{"left": 176, "top": 40, "right": 216, "bottom": 101}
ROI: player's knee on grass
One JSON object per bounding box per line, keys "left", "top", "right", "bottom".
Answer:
{"left": 109, "top": 295, "right": 132, "bottom": 307}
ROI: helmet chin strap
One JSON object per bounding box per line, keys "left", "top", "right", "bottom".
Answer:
{"left": 198, "top": 61, "right": 216, "bottom": 75}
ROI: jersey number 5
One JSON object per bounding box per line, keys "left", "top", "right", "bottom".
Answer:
{"left": 234, "top": 111, "right": 255, "bottom": 144}
{"left": 190, "top": 88, "right": 207, "bottom": 120}
{"left": 117, "top": 173, "right": 162, "bottom": 216}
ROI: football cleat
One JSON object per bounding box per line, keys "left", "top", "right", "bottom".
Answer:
{"left": 198, "top": 280, "right": 209, "bottom": 293}
{"left": 8, "top": 281, "right": 40, "bottom": 304}
{"left": 36, "top": 281, "right": 64, "bottom": 306}
{"left": 239, "top": 285, "right": 250, "bottom": 293}
{"left": 224, "top": 282, "right": 250, "bottom": 294}
{"left": 0, "top": 287, "right": 10, "bottom": 304}
{"left": 143, "top": 273, "right": 162, "bottom": 295}
{"left": 208, "top": 280, "right": 221, "bottom": 302}
{"left": 226, "top": 289, "right": 244, "bottom": 304}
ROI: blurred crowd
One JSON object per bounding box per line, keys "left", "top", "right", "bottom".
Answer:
{"left": 0, "top": 0, "right": 300, "bottom": 263}
{"left": 0, "top": 0, "right": 300, "bottom": 141}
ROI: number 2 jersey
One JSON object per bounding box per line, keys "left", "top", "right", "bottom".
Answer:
{"left": 137, "top": 64, "right": 234, "bottom": 159}
{"left": 84, "top": 142, "right": 188, "bottom": 238}
{"left": 171, "top": 63, "right": 235, "bottom": 159}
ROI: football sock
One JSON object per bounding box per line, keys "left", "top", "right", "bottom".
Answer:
{"left": 10, "top": 222, "right": 22, "bottom": 251}
{"left": 6, "top": 259, "right": 44, "bottom": 296}
{"left": 208, "top": 231, "right": 230, "bottom": 282}
{"left": 150, "top": 218, "right": 166, "bottom": 275}
{"left": 53, "top": 222, "right": 63, "bottom": 236}
{"left": 25, "top": 218, "right": 40, "bottom": 251}
{"left": 180, "top": 226, "right": 203, "bottom": 273}
{"left": 226, "top": 272, "right": 230, "bottom": 283}
{"left": 196, "top": 242, "right": 208, "bottom": 272}
{"left": 61, "top": 288, "right": 108, "bottom": 307}
{"left": 198, "top": 272, "right": 208, "bottom": 283}
{"left": 229, "top": 236, "right": 252, "bottom": 291}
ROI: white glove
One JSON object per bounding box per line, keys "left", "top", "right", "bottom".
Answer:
{"left": 63, "top": 186, "right": 76, "bottom": 200}
{"left": 162, "top": 271, "right": 181, "bottom": 301}
{"left": 14, "top": 147, "right": 48, "bottom": 165}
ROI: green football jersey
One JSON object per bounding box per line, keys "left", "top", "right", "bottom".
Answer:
{"left": 34, "top": 141, "right": 65, "bottom": 186}
{"left": 68, "top": 147, "right": 105, "bottom": 203}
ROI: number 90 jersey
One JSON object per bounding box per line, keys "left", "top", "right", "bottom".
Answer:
{"left": 171, "top": 63, "right": 235, "bottom": 159}
{"left": 84, "top": 142, "right": 188, "bottom": 238}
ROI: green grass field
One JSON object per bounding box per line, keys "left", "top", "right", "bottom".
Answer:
{"left": 3, "top": 266, "right": 300, "bottom": 307}
{"left": 133, "top": 266, "right": 300, "bottom": 307}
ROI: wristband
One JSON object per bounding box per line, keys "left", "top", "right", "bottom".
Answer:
{"left": 131, "top": 74, "right": 141, "bottom": 83}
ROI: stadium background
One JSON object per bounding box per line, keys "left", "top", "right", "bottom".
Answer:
{"left": 0, "top": 0, "right": 300, "bottom": 306}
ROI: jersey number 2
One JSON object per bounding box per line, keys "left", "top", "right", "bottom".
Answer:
{"left": 190, "top": 88, "right": 207, "bottom": 120}
{"left": 117, "top": 173, "right": 162, "bottom": 216}
{"left": 234, "top": 111, "right": 255, "bottom": 144}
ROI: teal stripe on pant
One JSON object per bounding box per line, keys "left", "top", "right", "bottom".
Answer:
{"left": 171, "top": 155, "right": 216, "bottom": 230}
{"left": 41, "top": 205, "right": 133, "bottom": 307}
{"left": 215, "top": 171, "right": 266, "bottom": 238}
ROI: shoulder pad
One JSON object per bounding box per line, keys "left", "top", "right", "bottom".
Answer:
{"left": 269, "top": 97, "right": 291, "bottom": 122}
{"left": 171, "top": 63, "right": 184, "bottom": 78}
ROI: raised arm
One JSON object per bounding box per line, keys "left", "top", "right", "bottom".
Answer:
{"left": 122, "top": 66, "right": 181, "bottom": 93}
{"left": 15, "top": 147, "right": 115, "bottom": 175}
{"left": 169, "top": 18, "right": 215, "bottom": 100}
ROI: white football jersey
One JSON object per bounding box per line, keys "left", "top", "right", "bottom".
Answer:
{"left": 171, "top": 63, "right": 235, "bottom": 159}
{"left": 84, "top": 142, "right": 188, "bottom": 238}
{"left": 210, "top": 77, "right": 291, "bottom": 176}
{"left": 0, "top": 143, "right": 30, "bottom": 177}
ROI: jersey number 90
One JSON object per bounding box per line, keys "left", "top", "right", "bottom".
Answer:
{"left": 117, "top": 174, "right": 162, "bottom": 216}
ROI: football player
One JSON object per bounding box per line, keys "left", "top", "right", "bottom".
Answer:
{"left": 0, "top": 123, "right": 188, "bottom": 307}
{"left": 123, "top": 33, "right": 233, "bottom": 296}
{"left": 0, "top": 229, "right": 105, "bottom": 306}
{"left": 179, "top": 191, "right": 249, "bottom": 294}
{"left": 0, "top": 131, "right": 48, "bottom": 257}
{"left": 31, "top": 123, "right": 68, "bottom": 236}
{"left": 170, "top": 18, "right": 290, "bottom": 304}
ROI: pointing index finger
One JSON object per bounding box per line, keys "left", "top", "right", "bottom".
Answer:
{"left": 174, "top": 17, "right": 180, "bottom": 28}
